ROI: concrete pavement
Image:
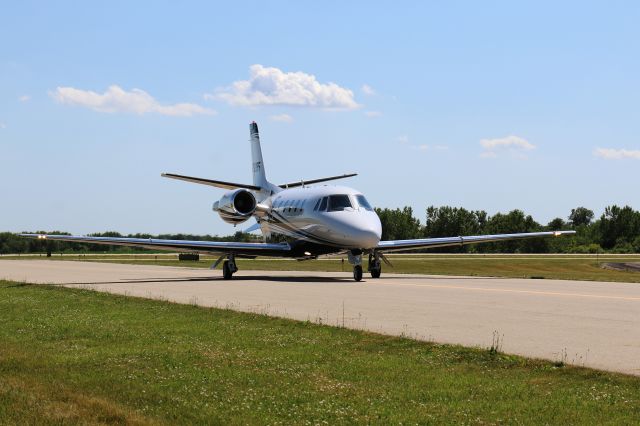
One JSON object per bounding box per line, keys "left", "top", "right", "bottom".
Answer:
{"left": 2, "top": 259, "right": 639, "bottom": 375}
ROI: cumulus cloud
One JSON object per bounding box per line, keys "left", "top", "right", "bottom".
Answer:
{"left": 51, "top": 85, "right": 216, "bottom": 116}
{"left": 361, "top": 84, "right": 376, "bottom": 96}
{"left": 211, "top": 65, "right": 359, "bottom": 110}
{"left": 480, "top": 135, "right": 535, "bottom": 158}
{"left": 364, "top": 110, "right": 382, "bottom": 117}
{"left": 269, "top": 113, "right": 293, "bottom": 123}
{"left": 594, "top": 148, "right": 640, "bottom": 160}
{"left": 18, "top": 95, "right": 30, "bottom": 102}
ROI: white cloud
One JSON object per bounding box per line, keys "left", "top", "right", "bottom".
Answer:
{"left": 212, "top": 64, "right": 359, "bottom": 110}
{"left": 51, "top": 85, "right": 216, "bottom": 116}
{"left": 397, "top": 135, "right": 448, "bottom": 152}
{"left": 18, "top": 95, "right": 30, "bottom": 102}
{"left": 594, "top": 148, "right": 640, "bottom": 160}
{"left": 361, "top": 84, "right": 376, "bottom": 96}
{"left": 364, "top": 110, "right": 382, "bottom": 117}
{"left": 480, "top": 135, "right": 535, "bottom": 158}
{"left": 396, "top": 135, "right": 409, "bottom": 144}
{"left": 0, "top": 122, "right": 6, "bottom": 129}
{"left": 269, "top": 113, "right": 293, "bottom": 123}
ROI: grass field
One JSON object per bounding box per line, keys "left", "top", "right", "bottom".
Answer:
{"left": 5, "top": 253, "right": 640, "bottom": 283}
{"left": 1, "top": 280, "right": 639, "bottom": 424}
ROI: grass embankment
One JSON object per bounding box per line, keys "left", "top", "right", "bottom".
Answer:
{"left": 6, "top": 253, "right": 640, "bottom": 283}
{"left": 1, "top": 280, "right": 639, "bottom": 424}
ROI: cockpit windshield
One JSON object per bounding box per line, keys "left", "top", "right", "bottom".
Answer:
{"left": 328, "top": 195, "right": 353, "bottom": 212}
{"left": 355, "top": 195, "right": 373, "bottom": 211}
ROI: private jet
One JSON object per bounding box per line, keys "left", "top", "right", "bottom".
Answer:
{"left": 22, "top": 122, "right": 575, "bottom": 281}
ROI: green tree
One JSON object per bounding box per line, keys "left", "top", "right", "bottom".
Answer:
{"left": 375, "top": 207, "right": 422, "bottom": 241}
{"left": 423, "top": 206, "right": 487, "bottom": 252}
{"left": 424, "top": 206, "right": 487, "bottom": 237}
{"left": 547, "top": 218, "right": 566, "bottom": 230}
{"left": 483, "top": 210, "right": 546, "bottom": 253}
{"left": 569, "top": 207, "right": 594, "bottom": 227}
{"left": 597, "top": 205, "right": 640, "bottom": 250}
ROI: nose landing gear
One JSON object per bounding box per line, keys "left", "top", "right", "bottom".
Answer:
{"left": 348, "top": 250, "right": 383, "bottom": 281}
{"left": 347, "top": 251, "right": 364, "bottom": 282}
{"left": 353, "top": 264, "right": 363, "bottom": 281}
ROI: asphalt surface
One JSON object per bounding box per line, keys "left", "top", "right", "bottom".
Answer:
{"left": 2, "top": 259, "right": 639, "bottom": 376}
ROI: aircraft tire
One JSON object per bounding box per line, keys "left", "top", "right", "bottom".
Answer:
{"left": 353, "top": 265, "right": 363, "bottom": 282}
{"left": 222, "top": 261, "right": 233, "bottom": 280}
{"left": 370, "top": 267, "right": 381, "bottom": 278}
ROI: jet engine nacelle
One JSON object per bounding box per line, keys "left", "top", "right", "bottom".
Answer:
{"left": 212, "top": 189, "right": 257, "bottom": 224}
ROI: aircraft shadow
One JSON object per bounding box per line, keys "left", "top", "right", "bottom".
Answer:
{"left": 34, "top": 273, "right": 489, "bottom": 286}
{"left": 43, "top": 275, "right": 351, "bottom": 286}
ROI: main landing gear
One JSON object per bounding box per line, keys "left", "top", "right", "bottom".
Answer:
{"left": 368, "top": 252, "right": 382, "bottom": 279}
{"left": 222, "top": 255, "right": 238, "bottom": 280}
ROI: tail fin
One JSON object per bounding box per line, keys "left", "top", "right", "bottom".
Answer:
{"left": 249, "top": 121, "right": 268, "bottom": 188}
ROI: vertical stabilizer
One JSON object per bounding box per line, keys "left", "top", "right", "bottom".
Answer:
{"left": 249, "top": 121, "right": 268, "bottom": 188}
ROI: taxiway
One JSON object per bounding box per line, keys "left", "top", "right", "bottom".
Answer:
{"left": 2, "top": 259, "right": 639, "bottom": 375}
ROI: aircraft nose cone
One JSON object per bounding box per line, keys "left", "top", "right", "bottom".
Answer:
{"left": 357, "top": 218, "right": 382, "bottom": 248}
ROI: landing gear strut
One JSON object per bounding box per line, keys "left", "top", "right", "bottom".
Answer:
{"left": 368, "top": 252, "right": 382, "bottom": 278}
{"left": 222, "top": 254, "right": 238, "bottom": 280}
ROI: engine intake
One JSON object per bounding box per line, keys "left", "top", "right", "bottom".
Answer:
{"left": 213, "top": 189, "right": 257, "bottom": 224}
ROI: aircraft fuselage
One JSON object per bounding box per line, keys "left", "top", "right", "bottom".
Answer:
{"left": 256, "top": 185, "right": 382, "bottom": 253}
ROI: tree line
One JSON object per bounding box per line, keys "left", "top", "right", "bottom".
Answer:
{"left": 0, "top": 231, "right": 257, "bottom": 255}
{"left": 2, "top": 204, "right": 640, "bottom": 254}
{"left": 375, "top": 205, "right": 640, "bottom": 253}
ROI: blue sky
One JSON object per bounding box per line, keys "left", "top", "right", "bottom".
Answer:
{"left": 1, "top": 1, "right": 639, "bottom": 235}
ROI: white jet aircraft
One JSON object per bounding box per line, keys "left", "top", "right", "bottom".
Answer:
{"left": 22, "top": 122, "right": 575, "bottom": 281}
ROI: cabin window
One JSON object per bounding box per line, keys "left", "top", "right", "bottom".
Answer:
{"left": 355, "top": 195, "right": 373, "bottom": 211}
{"left": 313, "top": 198, "right": 321, "bottom": 211}
{"left": 328, "top": 195, "right": 352, "bottom": 212}
{"left": 318, "top": 196, "right": 328, "bottom": 211}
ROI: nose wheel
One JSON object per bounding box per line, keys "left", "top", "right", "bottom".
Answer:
{"left": 353, "top": 265, "right": 363, "bottom": 281}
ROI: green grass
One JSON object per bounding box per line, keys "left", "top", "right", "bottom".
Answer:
{"left": 6, "top": 253, "right": 640, "bottom": 283}
{"left": 1, "top": 280, "right": 640, "bottom": 424}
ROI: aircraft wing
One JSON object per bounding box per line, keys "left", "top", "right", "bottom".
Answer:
{"left": 19, "top": 234, "right": 291, "bottom": 257}
{"left": 377, "top": 230, "right": 576, "bottom": 253}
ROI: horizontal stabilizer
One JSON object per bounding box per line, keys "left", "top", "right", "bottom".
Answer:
{"left": 279, "top": 173, "right": 357, "bottom": 189}
{"left": 162, "top": 173, "right": 261, "bottom": 191}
